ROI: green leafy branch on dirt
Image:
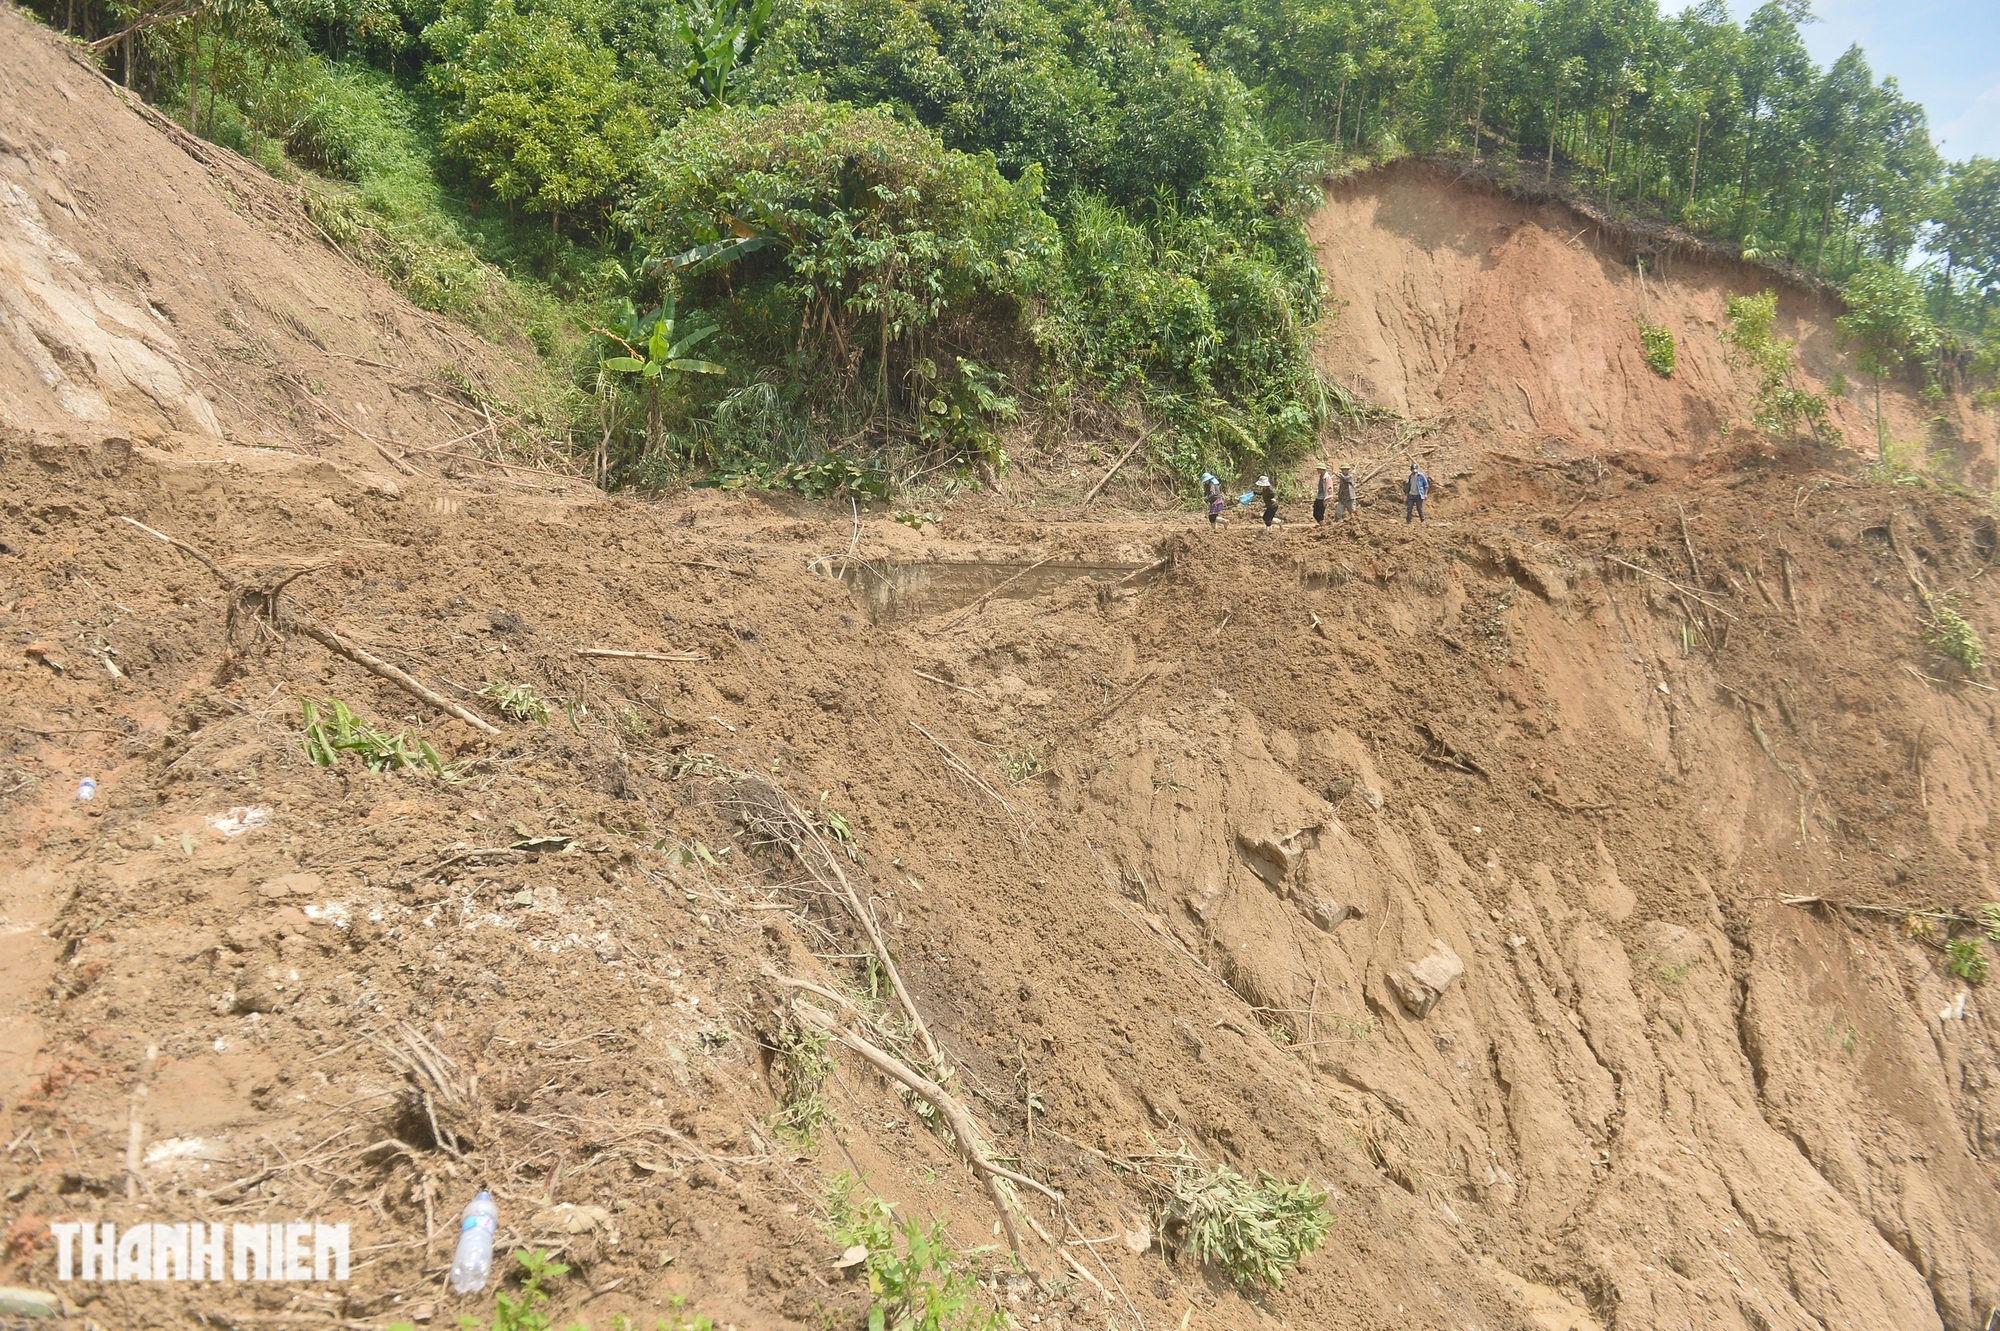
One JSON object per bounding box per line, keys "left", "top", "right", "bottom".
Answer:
{"left": 1118, "top": 1147, "right": 1332, "bottom": 1289}
{"left": 301, "top": 698, "right": 466, "bottom": 781}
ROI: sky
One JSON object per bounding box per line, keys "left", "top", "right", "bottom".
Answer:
{"left": 1719, "top": 0, "right": 2000, "bottom": 162}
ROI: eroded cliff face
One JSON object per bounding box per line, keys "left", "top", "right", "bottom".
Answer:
{"left": 2, "top": 12, "right": 1997, "bottom": 1326}
{"left": 1312, "top": 161, "right": 1997, "bottom": 488}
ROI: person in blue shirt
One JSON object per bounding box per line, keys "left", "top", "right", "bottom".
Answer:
{"left": 1404, "top": 462, "right": 1429, "bottom": 524}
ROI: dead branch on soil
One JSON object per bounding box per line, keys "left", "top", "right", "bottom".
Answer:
{"left": 115, "top": 516, "right": 500, "bottom": 734}
{"left": 1081, "top": 430, "right": 1151, "bottom": 507}
{"left": 909, "top": 722, "right": 1013, "bottom": 815}
{"left": 728, "top": 779, "right": 943, "bottom": 1072}
{"left": 931, "top": 556, "right": 1055, "bottom": 633}
{"left": 576, "top": 647, "right": 709, "bottom": 662}
{"left": 1777, "top": 896, "right": 1986, "bottom": 929}
{"left": 787, "top": 997, "right": 1057, "bottom": 1261}
{"left": 1603, "top": 556, "right": 1738, "bottom": 621}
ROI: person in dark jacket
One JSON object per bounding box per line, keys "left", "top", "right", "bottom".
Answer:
{"left": 1202, "top": 473, "right": 1226, "bottom": 526}
{"left": 1254, "top": 475, "right": 1279, "bottom": 528}
{"left": 1336, "top": 464, "right": 1357, "bottom": 520}
{"left": 1313, "top": 463, "right": 1330, "bottom": 525}
{"left": 1404, "top": 462, "right": 1429, "bottom": 524}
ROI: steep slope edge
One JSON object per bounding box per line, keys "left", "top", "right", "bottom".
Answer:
{"left": 1313, "top": 162, "right": 1996, "bottom": 486}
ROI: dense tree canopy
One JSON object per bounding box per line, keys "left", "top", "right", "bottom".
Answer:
{"left": 41, "top": 0, "right": 2000, "bottom": 484}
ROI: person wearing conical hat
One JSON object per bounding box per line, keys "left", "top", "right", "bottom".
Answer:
{"left": 1336, "top": 464, "right": 1357, "bottom": 520}
{"left": 1313, "top": 462, "right": 1330, "bottom": 525}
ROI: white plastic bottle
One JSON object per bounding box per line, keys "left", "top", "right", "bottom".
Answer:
{"left": 449, "top": 1191, "right": 499, "bottom": 1293}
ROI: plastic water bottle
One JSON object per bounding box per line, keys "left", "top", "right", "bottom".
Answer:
{"left": 449, "top": 1191, "right": 498, "bottom": 1293}
{"left": 75, "top": 778, "right": 96, "bottom": 802}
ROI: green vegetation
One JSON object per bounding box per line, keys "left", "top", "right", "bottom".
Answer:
{"left": 1947, "top": 937, "right": 1989, "bottom": 985}
{"left": 1920, "top": 594, "right": 1985, "bottom": 675}
{"left": 37, "top": 0, "right": 2000, "bottom": 489}
{"left": 1720, "top": 291, "right": 1836, "bottom": 443}
{"left": 1639, "top": 319, "right": 1676, "bottom": 377}
{"left": 301, "top": 698, "right": 464, "bottom": 780}
{"left": 478, "top": 678, "right": 550, "bottom": 723}
{"left": 829, "top": 1181, "right": 1007, "bottom": 1331}
{"left": 1153, "top": 1159, "right": 1332, "bottom": 1289}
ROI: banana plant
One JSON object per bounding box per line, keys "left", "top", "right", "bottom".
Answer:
{"left": 674, "top": 0, "right": 773, "bottom": 106}
{"left": 596, "top": 295, "right": 725, "bottom": 462}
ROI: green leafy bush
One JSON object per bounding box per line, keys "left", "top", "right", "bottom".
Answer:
{"left": 301, "top": 698, "right": 464, "bottom": 781}
{"left": 1947, "top": 937, "right": 1989, "bottom": 984}
{"left": 829, "top": 1184, "right": 1006, "bottom": 1331}
{"left": 1921, "top": 595, "right": 1985, "bottom": 674}
{"left": 623, "top": 101, "right": 1053, "bottom": 463}
{"left": 1640, "top": 319, "right": 1676, "bottom": 377}
{"left": 429, "top": 2, "right": 655, "bottom": 224}
{"left": 1154, "top": 1161, "right": 1332, "bottom": 1289}
{"left": 1721, "top": 292, "right": 1838, "bottom": 444}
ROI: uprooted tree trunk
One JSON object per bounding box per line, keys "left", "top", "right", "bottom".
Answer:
{"left": 116, "top": 516, "right": 499, "bottom": 734}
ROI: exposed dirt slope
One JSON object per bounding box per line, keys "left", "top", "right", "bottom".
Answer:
{"left": 0, "top": 2, "right": 527, "bottom": 466}
{"left": 4, "top": 16, "right": 2000, "bottom": 1331}
{"left": 1312, "top": 162, "right": 1996, "bottom": 485}
{"left": 5, "top": 435, "right": 1999, "bottom": 1331}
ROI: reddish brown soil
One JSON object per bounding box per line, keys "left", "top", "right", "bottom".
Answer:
{"left": 1313, "top": 162, "right": 1999, "bottom": 486}
{"left": 4, "top": 12, "right": 2000, "bottom": 1331}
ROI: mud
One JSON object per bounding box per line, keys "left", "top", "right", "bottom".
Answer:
{"left": 3, "top": 12, "right": 2000, "bottom": 1331}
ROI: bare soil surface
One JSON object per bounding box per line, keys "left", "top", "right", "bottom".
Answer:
{"left": 1313, "top": 162, "right": 1998, "bottom": 485}
{"left": 4, "top": 13, "right": 2000, "bottom": 1331}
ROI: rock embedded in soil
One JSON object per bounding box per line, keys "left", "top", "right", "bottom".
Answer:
{"left": 1388, "top": 940, "right": 1466, "bottom": 1018}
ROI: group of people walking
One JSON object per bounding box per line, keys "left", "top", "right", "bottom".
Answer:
{"left": 1200, "top": 462, "right": 1429, "bottom": 528}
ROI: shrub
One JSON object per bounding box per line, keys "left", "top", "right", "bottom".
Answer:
{"left": 1640, "top": 319, "right": 1676, "bottom": 376}
{"left": 430, "top": 3, "right": 655, "bottom": 225}
{"left": 301, "top": 698, "right": 464, "bottom": 781}
{"left": 1922, "top": 595, "right": 1984, "bottom": 674}
{"left": 1721, "top": 291, "right": 1838, "bottom": 443}
{"left": 1154, "top": 1160, "right": 1332, "bottom": 1289}
{"left": 829, "top": 1182, "right": 1006, "bottom": 1331}
{"left": 1947, "top": 937, "right": 1988, "bottom": 984}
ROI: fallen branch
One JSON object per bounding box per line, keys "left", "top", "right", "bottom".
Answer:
{"left": 910, "top": 722, "right": 1013, "bottom": 815}
{"left": 913, "top": 669, "right": 984, "bottom": 698}
{"left": 373, "top": 440, "right": 418, "bottom": 477}
{"left": 932, "top": 556, "right": 1054, "bottom": 633}
{"left": 1603, "top": 557, "right": 1739, "bottom": 622}
{"left": 731, "top": 781, "right": 942, "bottom": 1072}
{"left": 1779, "top": 896, "right": 1983, "bottom": 928}
{"left": 791, "top": 1000, "right": 1057, "bottom": 1261}
{"left": 576, "top": 648, "right": 709, "bottom": 663}
{"left": 1082, "top": 431, "right": 1150, "bottom": 507}
{"left": 115, "top": 516, "right": 500, "bottom": 735}
{"left": 1086, "top": 666, "right": 1159, "bottom": 726}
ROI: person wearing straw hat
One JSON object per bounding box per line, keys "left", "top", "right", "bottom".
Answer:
{"left": 1253, "top": 474, "right": 1278, "bottom": 528}
{"left": 1313, "top": 462, "right": 1330, "bottom": 525}
{"left": 1336, "top": 464, "right": 1357, "bottom": 520}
